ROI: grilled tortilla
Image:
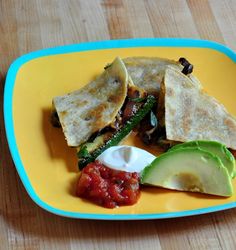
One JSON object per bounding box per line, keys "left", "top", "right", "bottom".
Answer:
{"left": 159, "top": 66, "right": 236, "bottom": 150}
{"left": 52, "top": 57, "right": 128, "bottom": 147}
{"left": 123, "top": 57, "right": 201, "bottom": 96}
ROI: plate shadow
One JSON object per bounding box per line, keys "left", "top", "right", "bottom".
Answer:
{"left": 42, "top": 108, "right": 78, "bottom": 173}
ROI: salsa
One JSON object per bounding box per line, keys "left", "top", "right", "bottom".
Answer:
{"left": 76, "top": 161, "right": 140, "bottom": 208}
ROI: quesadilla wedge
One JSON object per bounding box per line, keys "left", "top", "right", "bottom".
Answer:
{"left": 158, "top": 66, "right": 236, "bottom": 150}
{"left": 123, "top": 57, "right": 201, "bottom": 96}
{"left": 123, "top": 57, "right": 202, "bottom": 145}
{"left": 52, "top": 56, "right": 150, "bottom": 152}
{"left": 52, "top": 57, "right": 129, "bottom": 147}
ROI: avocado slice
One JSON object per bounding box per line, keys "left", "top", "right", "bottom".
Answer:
{"left": 141, "top": 148, "right": 233, "bottom": 197}
{"left": 169, "top": 141, "right": 236, "bottom": 178}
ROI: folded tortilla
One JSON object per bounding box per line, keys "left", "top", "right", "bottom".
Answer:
{"left": 123, "top": 57, "right": 200, "bottom": 96}
{"left": 53, "top": 57, "right": 128, "bottom": 147}
{"left": 160, "top": 66, "right": 236, "bottom": 150}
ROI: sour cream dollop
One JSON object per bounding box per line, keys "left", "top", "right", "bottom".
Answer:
{"left": 96, "top": 146, "right": 156, "bottom": 173}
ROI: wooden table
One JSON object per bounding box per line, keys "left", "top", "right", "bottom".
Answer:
{"left": 1, "top": 0, "right": 236, "bottom": 249}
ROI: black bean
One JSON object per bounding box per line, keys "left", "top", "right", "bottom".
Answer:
{"left": 141, "top": 132, "right": 152, "bottom": 145}
{"left": 179, "top": 57, "right": 189, "bottom": 67}
{"left": 178, "top": 57, "right": 193, "bottom": 75}
{"left": 182, "top": 64, "right": 193, "bottom": 75}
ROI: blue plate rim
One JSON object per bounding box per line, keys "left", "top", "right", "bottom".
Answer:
{"left": 4, "top": 38, "right": 236, "bottom": 220}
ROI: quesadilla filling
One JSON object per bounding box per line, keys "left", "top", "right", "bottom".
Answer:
{"left": 125, "top": 57, "right": 195, "bottom": 148}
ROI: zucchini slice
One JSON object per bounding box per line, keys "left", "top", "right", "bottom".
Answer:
{"left": 78, "top": 95, "right": 156, "bottom": 169}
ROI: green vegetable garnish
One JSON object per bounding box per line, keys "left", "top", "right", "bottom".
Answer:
{"left": 128, "top": 97, "right": 146, "bottom": 103}
{"left": 78, "top": 95, "right": 156, "bottom": 170}
{"left": 77, "top": 144, "right": 90, "bottom": 158}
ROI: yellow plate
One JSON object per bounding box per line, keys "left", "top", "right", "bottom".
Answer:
{"left": 4, "top": 38, "right": 236, "bottom": 220}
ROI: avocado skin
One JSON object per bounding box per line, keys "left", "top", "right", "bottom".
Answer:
{"left": 169, "top": 140, "right": 236, "bottom": 178}
{"left": 141, "top": 147, "right": 233, "bottom": 197}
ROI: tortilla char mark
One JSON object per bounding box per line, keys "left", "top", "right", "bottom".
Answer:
{"left": 88, "top": 103, "right": 109, "bottom": 132}
{"left": 108, "top": 94, "right": 122, "bottom": 103}
{"left": 75, "top": 100, "right": 88, "bottom": 107}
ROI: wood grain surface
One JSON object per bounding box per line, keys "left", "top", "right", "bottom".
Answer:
{"left": 1, "top": 0, "right": 236, "bottom": 249}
